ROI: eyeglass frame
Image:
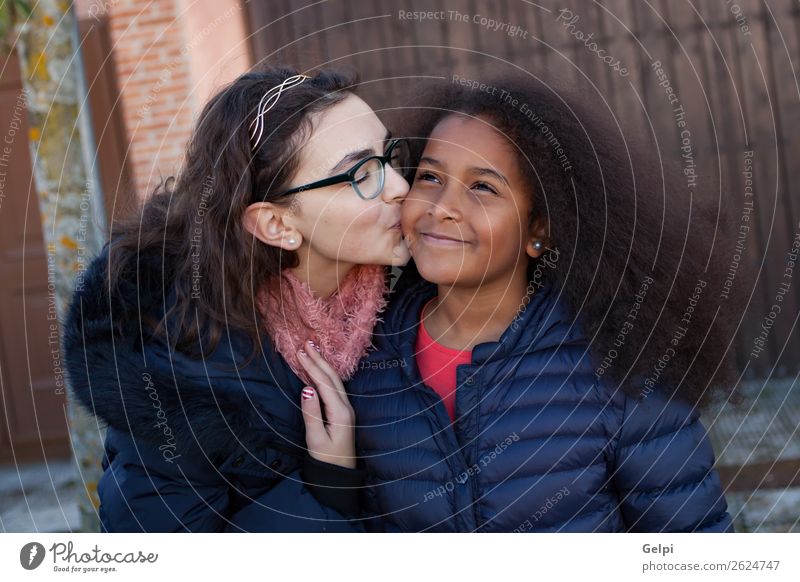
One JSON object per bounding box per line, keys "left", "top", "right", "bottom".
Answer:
{"left": 272, "top": 138, "right": 408, "bottom": 200}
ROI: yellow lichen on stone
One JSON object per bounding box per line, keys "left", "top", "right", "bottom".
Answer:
{"left": 86, "top": 481, "right": 100, "bottom": 509}
{"left": 61, "top": 235, "right": 77, "bottom": 250}
{"left": 30, "top": 50, "right": 49, "bottom": 81}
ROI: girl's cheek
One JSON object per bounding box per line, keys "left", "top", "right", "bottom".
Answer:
{"left": 339, "top": 200, "right": 379, "bottom": 233}
{"left": 401, "top": 196, "right": 422, "bottom": 227}
{"left": 361, "top": 199, "right": 384, "bottom": 221}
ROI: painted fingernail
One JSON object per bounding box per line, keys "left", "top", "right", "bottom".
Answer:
{"left": 308, "top": 340, "right": 319, "bottom": 352}
{"left": 298, "top": 349, "right": 308, "bottom": 357}
{"left": 301, "top": 387, "right": 315, "bottom": 400}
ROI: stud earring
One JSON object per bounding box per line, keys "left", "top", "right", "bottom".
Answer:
{"left": 288, "top": 238, "right": 296, "bottom": 245}
{"left": 533, "top": 241, "right": 543, "bottom": 251}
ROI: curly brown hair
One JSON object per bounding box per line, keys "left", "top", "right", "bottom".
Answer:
{"left": 395, "top": 72, "right": 749, "bottom": 410}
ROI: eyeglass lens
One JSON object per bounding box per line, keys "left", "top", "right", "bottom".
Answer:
{"left": 353, "top": 140, "right": 409, "bottom": 199}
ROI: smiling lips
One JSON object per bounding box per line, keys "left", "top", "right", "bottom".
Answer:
{"left": 419, "top": 231, "right": 469, "bottom": 246}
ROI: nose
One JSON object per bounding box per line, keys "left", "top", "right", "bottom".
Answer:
{"left": 380, "top": 164, "right": 410, "bottom": 204}
{"left": 427, "top": 180, "right": 463, "bottom": 222}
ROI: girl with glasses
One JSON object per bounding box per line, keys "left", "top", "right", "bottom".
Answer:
{"left": 62, "top": 65, "right": 409, "bottom": 532}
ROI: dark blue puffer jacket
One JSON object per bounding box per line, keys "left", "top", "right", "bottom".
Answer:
{"left": 62, "top": 245, "right": 365, "bottom": 532}
{"left": 347, "top": 261, "right": 734, "bottom": 532}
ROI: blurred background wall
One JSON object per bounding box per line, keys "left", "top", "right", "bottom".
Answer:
{"left": 0, "top": 0, "right": 797, "bottom": 532}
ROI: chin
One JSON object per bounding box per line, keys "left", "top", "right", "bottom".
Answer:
{"left": 391, "top": 243, "right": 412, "bottom": 266}
{"left": 370, "top": 236, "right": 411, "bottom": 266}
{"left": 388, "top": 253, "right": 411, "bottom": 267}
{"left": 355, "top": 246, "right": 410, "bottom": 267}
{"left": 415, "top": 261, "right": 463, "bottom": 286}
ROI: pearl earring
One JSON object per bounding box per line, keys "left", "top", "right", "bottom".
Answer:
{"left": 288, "top": 238, "right": 296, "bottom": 245}
{"left": 533, "top": 241, "right": 543, "bottom": 251}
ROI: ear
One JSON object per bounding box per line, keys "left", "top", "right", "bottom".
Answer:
{"left": 525, "top": 217, "right": 550, "bottom": 259}
{"left": 243, "top": 202, "right": 302, "bottom": 251}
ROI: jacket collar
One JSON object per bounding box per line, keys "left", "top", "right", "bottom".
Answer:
{"left": 380, "top": 260, "right": 582, "bottom": 367}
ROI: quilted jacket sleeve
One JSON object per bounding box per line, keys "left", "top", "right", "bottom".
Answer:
{"left": 610, "top": 389, "right": 734, "bottom": 532}
{"left": 97, "top": 427, "right": 366, "bottom": 533}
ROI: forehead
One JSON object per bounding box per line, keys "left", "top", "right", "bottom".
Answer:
{"left": 302, "top": 94, "right": 386, "bottom": 159}
{"left": 425, "top": 114, "right": 516, "bottom": 170}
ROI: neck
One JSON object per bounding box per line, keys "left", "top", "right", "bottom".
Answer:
{"left": 424, "top": 264, "right": 530, "bottom": 351}
{"left": 288, "top": 244, "right": 355, "bottom": 299}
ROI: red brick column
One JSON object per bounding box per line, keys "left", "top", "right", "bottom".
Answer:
{"left": 76, "top": 0, "right": 251, "bottom": 199}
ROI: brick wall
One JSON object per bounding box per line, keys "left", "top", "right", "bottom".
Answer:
{"left": 76, "top": 0, "right": 252, "bottom": 199}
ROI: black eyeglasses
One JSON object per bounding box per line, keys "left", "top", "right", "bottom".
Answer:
{"left": 275, "top": 138, "right": 409, "bottom": 200}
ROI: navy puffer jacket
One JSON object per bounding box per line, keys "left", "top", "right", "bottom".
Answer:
{"left": 347, "top": 261, "right": 734, "bottom": 532}
{"left": 62, "top": 245, "right": 365, "bottom": 532}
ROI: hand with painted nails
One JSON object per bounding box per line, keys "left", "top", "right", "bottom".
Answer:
{"left": 297, "top": 340, "right": 357, "bottom": 469}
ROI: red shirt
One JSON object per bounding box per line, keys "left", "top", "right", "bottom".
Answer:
{"left": 415, "top": 300, "right": 473, "bottom": 422}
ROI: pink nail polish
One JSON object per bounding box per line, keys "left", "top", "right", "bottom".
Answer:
{"left": 298, "top": 349, "right": 307, "bottom": 357}
{"left": 309, "top": 340, "right": 319, "bottom": 352}
{"left": 301, "top": 387, "right": 315, "bottom": 400}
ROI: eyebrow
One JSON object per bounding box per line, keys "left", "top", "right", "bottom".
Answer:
{"left": 328, "top": 129, "right": 392, "bottom": 175}
{"left": 418, "top": 156, "right": 510, "bottom": 187}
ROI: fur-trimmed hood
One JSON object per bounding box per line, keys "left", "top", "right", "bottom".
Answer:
{"left": 62, "top": 244, "right": 308, "bottom": 466}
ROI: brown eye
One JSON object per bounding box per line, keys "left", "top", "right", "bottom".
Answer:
{"left": 415, "top": 171, "right": 440, "bottom": 184}
{"left": 472, "top": 181, "right": 498, "bottom": 195}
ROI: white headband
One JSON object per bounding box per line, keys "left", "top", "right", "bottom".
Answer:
{"left": 249, "top": 74, "right": 311, "bottom": 149}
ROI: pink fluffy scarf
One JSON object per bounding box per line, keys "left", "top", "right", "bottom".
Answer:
{"left": 255, "top": 265, "right": 388, "bottom": 387}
